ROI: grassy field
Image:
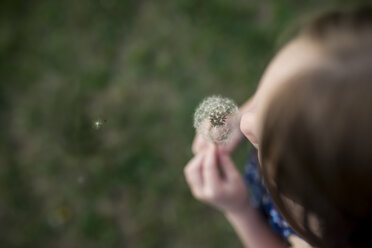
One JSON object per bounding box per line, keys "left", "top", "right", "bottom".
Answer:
{"left": 0, "top": 0, "right": 367, "bottom": 247}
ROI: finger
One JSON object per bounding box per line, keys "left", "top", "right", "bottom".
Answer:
{"left": 217, "top": 143, "right": 230, "bottom": 154}
{"left": 203, "top": 144, "right": 220, "bottom": 189}
{"left": 192, "top": 134, "right": 208, "bottom": 154}
{"left": 217, "top": 149, "right": 240, "bottom": 181}
{"left": 184, "top": 153, "right": 205, "bottom": 196}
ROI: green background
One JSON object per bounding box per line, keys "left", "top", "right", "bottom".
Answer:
{"left": 0, "top": 0, "right": 367, "bottom": 247}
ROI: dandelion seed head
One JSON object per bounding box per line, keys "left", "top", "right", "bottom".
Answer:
{"left": 194, "top": 96, "right": 239, "bottom": 143}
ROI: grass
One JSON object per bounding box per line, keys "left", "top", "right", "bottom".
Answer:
{"left": 0, "top": 0, "right": 369, "bottom": 247}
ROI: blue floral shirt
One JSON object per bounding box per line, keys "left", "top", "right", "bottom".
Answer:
{"left": 244, "top": 149, "right": 295, "bottom": 240}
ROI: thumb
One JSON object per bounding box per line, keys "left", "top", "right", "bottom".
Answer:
{"left": 192, "top": 134, "right": 208, "bottom": 154}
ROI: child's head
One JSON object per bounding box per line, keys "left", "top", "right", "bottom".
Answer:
{"left": 240, "top": 5, "right": 372, "bottom": 248}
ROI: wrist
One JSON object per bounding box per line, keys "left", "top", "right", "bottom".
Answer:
{"left": 223, "top": 197, "right": 252, "bottom": 217}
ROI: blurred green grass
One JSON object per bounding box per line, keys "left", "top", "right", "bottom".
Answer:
{"left": 0, "top": 0, "right": 368, "bottom": 247}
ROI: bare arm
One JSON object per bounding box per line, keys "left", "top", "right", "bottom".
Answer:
{"left": 225, "top": 205, "right": 287, "bottom": 248}
{"left": 184, "top": 144, "right": 287, "bottom": 248}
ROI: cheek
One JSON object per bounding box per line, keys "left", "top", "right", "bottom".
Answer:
{"left": 240, "top": 112, "right": 259, "bottom": 147}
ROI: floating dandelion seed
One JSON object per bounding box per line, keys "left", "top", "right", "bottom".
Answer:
{"left": 194, "top": 96, "right": 240, "bottom": 143}
{"left": 77, "top": 175, "right": 86, "bottom": 184}
{"left": 93, "top": 119, "right": 106, "bottom": 130}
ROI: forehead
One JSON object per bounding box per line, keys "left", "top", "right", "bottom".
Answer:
{"left": 254, "top": 37, "right": 326, "bottom": 120}
{"left": 256, "top": 38, "right": 324, "bottom": 103}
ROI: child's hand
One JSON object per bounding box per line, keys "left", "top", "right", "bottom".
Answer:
{"left": 184, "top": 144, "right": 250, "bottom": 214}
{"left": 191, "top": 132, "right": 243, "bottom": 155}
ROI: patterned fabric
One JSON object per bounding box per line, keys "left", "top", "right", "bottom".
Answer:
{"left": 244, "top": 149, "right": 296, "bottom": 239}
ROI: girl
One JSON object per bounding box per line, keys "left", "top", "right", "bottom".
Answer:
{"left": 184, "top": 6, "right": 372, "bottom": 248}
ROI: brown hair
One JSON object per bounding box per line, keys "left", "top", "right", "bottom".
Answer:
{"left": 260, "top": 5, "right": 372, "bottom": 248}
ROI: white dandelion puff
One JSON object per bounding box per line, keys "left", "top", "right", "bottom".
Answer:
{"left": 194, "top": 95, "right": 240, "bottom": 143}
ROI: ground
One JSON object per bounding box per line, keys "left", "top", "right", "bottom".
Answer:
{"left": 0, "top": 0, "right": 366, "bottom": 247}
